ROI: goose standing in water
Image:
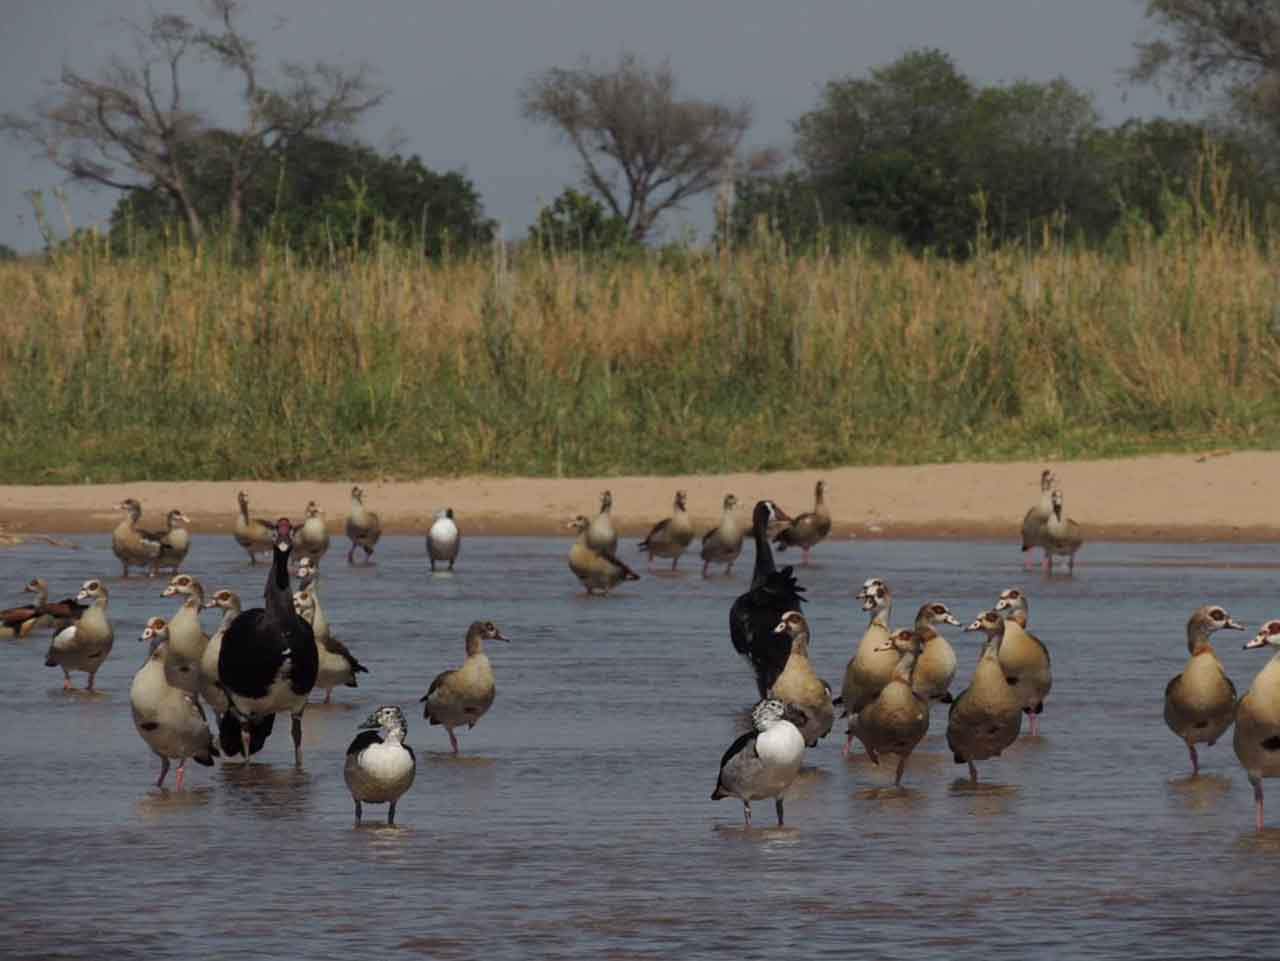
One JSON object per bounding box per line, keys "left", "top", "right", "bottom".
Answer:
{"left": 112, "top": 498, "right": 162, "bottom": 577}
{"left": 345, "top": 705, "right": 417, "bottom": 826}
{"left": 772, "top": 480, "right": 832, "bottom": 566}
{"left": 567, "top": 516, "right": 640, "bottom": 595}
{"left": 160, "top": 574, "right": 208, "bottom": 694}
{"left": 1044, "top": 489, "right": 1083, "bottom": 574}
{"left": 420, "top": 621, "right": 508, "bottom": 754}
{"left": 23, "top": 578, "right": 87, "bottom": 632}
{"left": 130, "top": 617, "right": 218, "bottom": 789}
{"left": 838, "top": 578, "right": 898, "bottom": 757}
{"left": 637, "top": 490, "right": 695, "bottom": 571}
{"left": 769, "top": 612, "right": 834, "bottom": 747}
{"left": 730, "top": 500, "right": 803, "bottom": 698}
{"left": 711, "top": 698, "right": 808, "bottom": 828}
{"left": 45, "top": 579, "right": 114, "bottom": 691}
{"left": 850, "top": 629, "right": 930, "bottom": 787}
{"left": 994, "top": 588, "right": 1053, "bottom": 736}
{"left": 946, "top": 610, "right": 1023, "bottom": 783}
{"left": 427, "top": 508, "right": 461, "bottom": 572}
{"left": 217, "top": 518, "right": 318, "bottom": 765}
{"left": 1162, "top": 605, "right": 1243, "bottom": 776}
{"left": 1236, "top": 621, "right": 1280, "bottom": 830}
{"left": 146, "top": 509, "right": 191, "bottom": 576}
{"left": 586, "top": 490, "right": 617, "bottom": 555}
{"left": 1020, "top": 469, "right": 1055, "bottom": 571}
{"left": 345, "top": 485, "right": 382, "bottom": 565}
{"left": 199, "top": 589, "right": 240, "bottom": 715}
{"left": 293, "top": 501, "right": 330, "bottom": 567}
{"left": 700, "top": 494, "right": 742, "bottom": 577}
{"left": 1, "top": 579, "right": 49, "bottom": 639}
{"left": 911, "top": 602, "right": 961, "bottom": 706}
{"left": 293, "top": 562, "right": 368, "bottom": 704}
{"left": 234, "top": 491, "right": 276, "bottom": 564}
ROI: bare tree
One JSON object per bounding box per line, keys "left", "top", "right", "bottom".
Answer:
{"left": 1, "top": 0, "right": 384, "bottom": 242}
{"left": 520, "top": 53, "right": 753, "bottom": 243}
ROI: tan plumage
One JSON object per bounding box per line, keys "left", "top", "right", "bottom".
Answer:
{"left": 1234, "top": 620, "right": 1280, "bottom": 830}
{"left": 345, "top": 485, "right": 382, "bottom": 565}
{"left": 160, "top": 574, "right": 208, "bottom": 695}
{"left": 45, "top": 578, "right": 114, "bottom": 691}
{"left": 851, "top": 628, "right": 930, "bottom": 786}
{"left": 111, "top": 498, "right": 161, "bottom": 577}
{"left": 1164, "top": 604, "right": 1242, "bottom": 776}
{"left": 294, "top": 500, "right": 330, "bottom": 565}
{"left": 769, "top": 611, "right": 834, "bottom": 747}
{"left": 911, "top": 602, "right": 960, "bottom": 705}
{"left": 586, "top": 490, "right": 617, "bottom": 555}
{"left": 771, "top": 480, "right": 831, "bottom": 565}
{"left": 700, "top": 494, "right": 743, "bottom": 577}
{"left": 234, "top": 490, "right": 275, "bottom": 564}
{"left": 0, "top": 578, "right": 48, "bottom": 639}
{"left": 420, "top": 621, "right": 508, "bottom": 754}
{"left": 1044, "top": 489, "right": 1083, "bottom": 574}
{"left": 199, "top": 589, "right": 240, "bottom": 715}
{"left": 840, "top": 578, "right": 897, "bottom": 756}
{"left": 946, "top": 610, "right": 1023, "bottom": 783}
{"left": 131, "top": 617, "right": 218, "bottom": 789}
{"left": 567, "top": 515, "right": 640, "bottom": 595}
{"left": 1020, "top": 469, "right": 1055, "bottom": 567}
{"left": 293, "top": 575, "right": 367, "bottom": 703}
{"left": 638, "top": 490, "right": 695, "bottom": 571}
{"left": 146, "top": 509, "right": 191, "bottom": 576}
{"left": 994, "top": 588, "right": 1053, "bottom": 736}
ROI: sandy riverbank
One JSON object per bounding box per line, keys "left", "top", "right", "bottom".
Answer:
{"left": 0, "top": 450, "right": 1274, "bottom": 543}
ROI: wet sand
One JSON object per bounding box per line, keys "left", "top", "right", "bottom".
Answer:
{"left": 0, "top": 449, "right": 1273, "bottom": 541}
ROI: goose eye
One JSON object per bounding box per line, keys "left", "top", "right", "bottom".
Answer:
{"left": 931, "top": 604, "right": 946, "bottom": 615}
{"left": 1209, "top": 608, "right": 1225, "bottom": 620}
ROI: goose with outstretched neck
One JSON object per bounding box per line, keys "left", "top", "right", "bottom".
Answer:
{"left": 217, "top": 518, "right": 318, "bottom": 766}
{"left": 729, "top": 500, "right": 803, "bottom": 698}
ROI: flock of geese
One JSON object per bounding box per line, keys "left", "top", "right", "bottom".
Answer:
{"left": 7, "top": 471, "right": 1280, "bottom": 832}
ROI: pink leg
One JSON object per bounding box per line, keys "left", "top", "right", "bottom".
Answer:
{"left": 1043, "top": 553, "right": 1052, "bottom": 575}
{"left": 175, "top": 759, "right": 186, "bottom": 791}
{"left": 1029, "top": 713, "right": 1040, "bottom": 737}
{"left": 447, "top": 728, "right": 459, "bottom": 755}
{"left": 671, "top": 556, "right": 679, "bottom": 572}
{"left": 801, "top": 547, "right": 811, "bottom": 566}
{"left": 1188, "top": 741, "right": 1199, "bottom": 777}
{"left": 842, "top": 730, "right": 854, "bottom": 759}
{"left": 324, "top": 689, "right": 333, "bottom": 704}
{"left": 701, "top": 561, "right": 710, "bottom": 578}
{"left": 1254, "top": 777, "right": 1265, "bottom": 831}
{"left": 62, "top": 671, "right": 72, "bottom": 692}
{"left": 968, "top": 761, "right": 978, "bottom": 784}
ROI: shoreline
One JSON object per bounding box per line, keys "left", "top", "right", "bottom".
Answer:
{"left": 0, "top": 450, "right": 1277, "bottom": 543}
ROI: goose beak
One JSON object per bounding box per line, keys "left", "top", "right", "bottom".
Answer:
{"left": 941, "top": 614, "right": 961, "bottom": 627}
{"left": 964, "top": 619, "right": 984, "bottom": 632}
{"left": 771, "top": 506, "right": 792, "bottom": 523}
{"left": 75, "top": 589, "right": 91, "bottom": 602}
{"left": 1245, "top": 631, "right": 1270, "bottom": 650}
{"left": 1225, "top": 618, "right": 1246, "bottom": 631}
{"left": 773, "top": 619, "right": 789, "bottom": 635}
{"left": 161, "top": 586, "right": 177, "bottom": 597}
{"left": 872, "top": 643, "right": 894, "bottom": 652}
{"left": 494, "top": 631, "right": 510, "bottom": 643}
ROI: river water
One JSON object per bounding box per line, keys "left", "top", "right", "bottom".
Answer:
{"left": 1, "top": 533, "right": 1279, "bottom": 959}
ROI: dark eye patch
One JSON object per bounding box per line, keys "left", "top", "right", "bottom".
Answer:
{"left": 1209, "top": 608, "right": 1225, "bottom": 620}
{"left": 931, "top": 604, "right": 946, "bottom": 615}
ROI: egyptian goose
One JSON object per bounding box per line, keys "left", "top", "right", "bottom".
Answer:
{"left": 293, "top": 587, "right": 368, "bottom": 703}
{"left": 420, "top": 620, "right": 508, "bottom": 754}
{"left": 28, "top": 578, "right": 87, "bottom": 631}
{"left": 1, "top": 579, "right": 47, "bottom": 639}
{"left": 1044, "top": 490, "right": 1083, "bottom": 574}
{"left": 994, "top": 588, "right": 1053, "bottom": 736}
{"left": 567, "top": 516, "right": 640, "bottom": 595}
{"left": 700, "top": 494, "right": 743, "bottom": 577}
{"left": 586, "top": 490, "right": 617, "bottom": 554}
{"left": 711, "top": 698, "right": 808, "bottom": 828}
{"left": 199, "top": 589, "right": 240, "bottom": 715}
{"left": 145, "top": 509, "right": 191, "bottom": 576}
{"left": 427, "top": 508, "right": 460, "bottom": 572}
{"left": 130, "top": 617, "right": 218, "bottom": 789}
{"left": 838, "top": 578, "right": 898, "bottom": 757}
{"left": 730, "top": 500, "right": 803, "bottom": 698}
{"left": 1235, "top": 620, "right": 1280, "bottom": 830}
{"left": 293, "top": 501, "right": 330, "bottom": 566}
{"left": 772, "top": 480, "right": 832, "bottom": 566}
{"left": 345, "top": 705, "right": 417, "bottom": 826}
{"left": 1164, "top": 605, "right": 1243, "bottom": 776}
{"left": 946, "top": 610, "right": 1023, "bottom": 783}
{"left": 638, "top": 490, "right": 695, "bottom": 571}
{"left": 44, "top": 578, "right": 114, "bottom": 691}
{"left": 911, "top": 602, "right": 960, "bottom": 705}
{"left": 345, "top": 485, "right": 382, "bottom": 565}
{"left": 1020, "top": 470, "right": 1055, "bottom": 571}
{"left": 112, "top": 498, "right": 162, "bottom": 577}
{"left": 160, "top": 574, "right": 208, "bottom": 694}
{"left": 849, "top": 628, "right": 930, "bottom": 786}
{"left": 234, "top": 491, "right": 276, "bottom": 564}
{"left": 217, "top": 518, "right": 318, "bottom": 765}
{"left": 769, "top": 612, "right": 834, "bottom": 746}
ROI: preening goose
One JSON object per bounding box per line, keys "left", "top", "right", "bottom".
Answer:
{"left": 946, "top": 611, "right": 1023, "bottom": 783}
{"left": 1163, "top": 605, "right": 1242, "bottom": 776}
{"left": 911, "top": 602, "right": 961, "bottom": 706}
{"left": 44, "top": 579, "right": 114, "bottom": 691}
{"left": 994, "top": 588, "right": 1053, "bottom": 736}
{"left": 217, "top": 518, "right": 318, "bottom": 765}
{"left": 345, "top": 705, "right": 416, "bottom": 826}
{"left": 345, "top": 485, "right": 382, "bottom": 565}
{"left": 729, "top": 500, "right": 803, "bottom": 698}
{"left": 586, "top": 490, "right": 617, "bottom": 555}
{"left": 567, "top": 516, "right": 640, "bottom": 595}
{"left": 700, "top": 494, "right": 743, "bottom": 577}
{"left": 420, "top": 621, "right": 508, "bottom": 755}
{"left": 1235, "top": 620, "right": 1280, "bottom": 830}
{"left": 772, "top": 480, "right": 832, "bottom": 566}
{"left": 293, "top": 501, "right": 330, "bottom": 566}
{"left": 160, "top": 574, "right": 208, "bottom": 694}
{"left": 839, "top": 578, "right": 898, "bottom": 757}
{"left": 769, "top": 612, "right": 834, "bottom": 746}
{"left": 145, "top": 509, "right": 191, "bottom": 576}
{"left": 849, "top": 629, "right": 930, "bottom": 787}
{"left": 1044, "top": 489, "right": 1083, "bottom": 574}
{"left": 1020, "top": 470, "right": 1055, "bottom": 571}
{"left": 130, "top": 617, "right": 218, "bottom": 790}
{"left": 112, "top": 498, "right": 161, "bottom": 578}
{"left": 234, "top": 491, "right": 276, "bottom": 565}
{"left": 427, "top": 508, "right": 460, "bottom": 572}
{"left": 638, "top": 490, "right": 695, "bottom": 571}
{"left": 711, "top": 698, "right": 808, "bottom": 828}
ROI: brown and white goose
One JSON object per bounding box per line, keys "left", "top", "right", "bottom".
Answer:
{"left": 145, "top": 509, "right": 191, "bottom": 576}
{"left": 567, "top": 516, "right": 640, "bottom": 595}
{"left": 45, "top": 579, "right": 114, "bottom": 691}
{"left": 345, "top": 485, "right": 382, "bottom": 565}
{"left": 772, "top": 480, "right": 832, "bottom": 566}
{"left": 1234, "top": 620, "right": 1280, "bottom": 830}
{"left": 234, "top": 491, "right": 276, "bottom": 565}
{"left": 994, "top": 588, "right": 1053, "bottom": 736}
{"left": 769, "top": 612, "right": 834, "bottom": 747}
{"left": 420, "top": 621, "right": 508, "bottom": 755}
{"left": 911, "top": 602, "right": 960, "bottom": 706}
{"left": 293, "top": 559, "right": 368, "bottom": 703}
{"left": 1, "top": 579, "right": 50, "bottom": 639}
{"left": 1020, "top": 469, "right": 1056, "bottom": 571}
{"left": 586, "top": 490, "right": 618, "bottom": 555}
{"left": 23, "top": 578, "right": 87, "bottom": 632}
{"left": 1164, "top": 605, "right": 1242, "bottom": 776}
{"left": 700, "top": 494, "right": 743, "bottom": 577}
{"left": 293, "top": 501, "right": 330, "bottom": 566}
{"left": 199, "top": 589, "right": 240, "bottom": 715}
{"left": 946, "top": 610, "right": 1024, "bottom": 783}
{"left": 637, "top": 490, "right": 695, "bottom": 571}
{"left": 1044, "top": 489, "right": 1084, "bottom": 574}
{"left": 112, "top": 498, "right": 162, "bottom": 577}
{"left": 850, "top": 628, "right": 930, "bottom": 787}
{"left": 160, "top": 574, "right": 208, "bottom": 695}
{"left": 839, "top": 578, "right": 898, "bottom": 757}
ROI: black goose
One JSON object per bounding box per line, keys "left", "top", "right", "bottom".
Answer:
{"left": 217, "top": 518, "right": 318, "bottom": 766}
{"left": 729, "top": 500, "right": 805, "bottom": 697}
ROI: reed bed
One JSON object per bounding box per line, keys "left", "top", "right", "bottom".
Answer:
{"left": 1, "top": 206, "right": 1278, "bottom": 483}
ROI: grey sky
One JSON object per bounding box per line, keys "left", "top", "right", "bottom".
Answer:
{"left": 0, "top": 0, "right": 1179, "bottom": 252}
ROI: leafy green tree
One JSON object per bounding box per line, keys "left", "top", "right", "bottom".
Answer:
{"left": 527, "top": 189, "right": 632, "bottom": 254}
{"left": 0, "top": 243, "right": 17, "bottom": 261}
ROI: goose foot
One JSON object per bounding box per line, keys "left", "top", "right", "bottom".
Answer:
{"left": 1187, "top": 741, "right": 1199, "bottom": 777}
{"left": 175, "top": 759, "right": 186, "bottom": 791}
{"left": 447, "top": 728, "right": 460, "bottom": 755}
{"left": 62, "top": 673, "right": 73, "bottom": 692}
{"left": 241, "top": 725, "right": 252, "bottom": 763}
{"left": 1029, "top": 713, "right": 1040, "bottom": 737}
{"left": 324, "top": 689, "right": 332, "bottom": 704}
{"left": 968, "top": 761, "right": 979, "bottom": 784}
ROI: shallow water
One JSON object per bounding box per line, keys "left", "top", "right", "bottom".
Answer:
{"left": 2, "top": 533, "right": 1279, "bottom": 959}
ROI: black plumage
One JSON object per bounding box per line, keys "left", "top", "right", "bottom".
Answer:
{"left": 729, "top": 500, "right": 806, "bottom": 697}
{"left": 217, "top": 711, "right": 276, "bottom": 758}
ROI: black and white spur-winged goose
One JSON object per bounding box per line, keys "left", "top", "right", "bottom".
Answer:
{"left": 729, "top": 500, "right": 803, "bottom": 698}
{"left": 427, "top": 508, "right": 460, "bottom": 572}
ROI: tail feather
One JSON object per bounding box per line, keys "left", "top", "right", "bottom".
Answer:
{"left": 218, "top": 711, "right": 276, "bottom": 757}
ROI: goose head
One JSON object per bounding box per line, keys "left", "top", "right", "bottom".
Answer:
{"left": 1039, "top": 469, "right": 1056, "bottom": 493}
{"left": 433, "top": 507, "right": 455, "bottom": 522}
{"left": 875, "top": 627, "right": 922, "bottom": 656}
{"left": 1051, "top": 489, "right": 1065, "bottom": 520}
{"left": 350, "top": 485, "right": 364, "bottom": 504}
{"left": 358, "top": 704, "right": 408, "bottom": 740}
{"left": 599, "top": 490, "right": 613, "bottom": 513}
{"left": 751, "top": 499, "right": 789, "bottom": 531}
{"left": 995, "top": 588, "right": 1030, "bottom": 624}
{"left": 857, "top": 577, "right": 891, "bottom": 614}
{"left": 1187, "top": 604, "right": 1244, "bottom": 649}
{"left": 23, "top": 578, "right": 47, "bottom": 596}
{"left": 772, "top": 610, "right": 810, "bottom": 654}
{"left": 116, "top": 498, "right": 143, "bottom": 521}
{"left": 293, "top": 589, "right": 316, "bottom": 622}
{"left": 916, "top": 602, "right": 960, "bottom": 630}
{"left": 237, "top": 490, "right": 250, "bottom": 510}
{"left": 275, "top": 518, "right": 294, "bottom": 552}
{"left": 674, "top": 490, "right": 688, "bottom": 511}
{"left": 304, "top": 501, "right": 322, "bottom": 521}
{"left": 751, "top": 697, "right": 808, "bottom": 733}
{"left": 465, "top": 620, "right": 509, "bottom": 655}
{"left": 76, "top": 579, "right": 108, "bottom": 605}
{"left": 814, "top": 479, "right": 826, "bottom": 502}
{"left": 162, "top": 573, "right": 204, "bottom": 603}
{"left": 965, "top": 609, "right": 1005, "bottom": 637}
{"left": 567, "top": 515, "right": 590, "bottom": 535}
{"left": 1246, "top": 620, "right": 1280, "bottom": 651}
{"left": 166, "top": 509, "right": 190, "bottom": 530}
{"left": 140, "top": 616, "right": 169, "bottom": 653}
{"left": 203, "top": 589, "right": 242, "bottom": 614}
{"left": 722, "top": 493, "right": 738, "bottom": 513}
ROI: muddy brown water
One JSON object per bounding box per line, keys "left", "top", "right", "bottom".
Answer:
{"left": 1, "top": 534, "right": 1279, "bottom": 959}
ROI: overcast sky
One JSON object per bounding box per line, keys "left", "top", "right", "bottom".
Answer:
{"left": 0, "top": 0, "right": 1181, "bottom": 252}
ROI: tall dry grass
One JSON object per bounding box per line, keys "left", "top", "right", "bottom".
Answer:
{"left": 1, "top": 183, "right": 1278, "bottom": 482}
